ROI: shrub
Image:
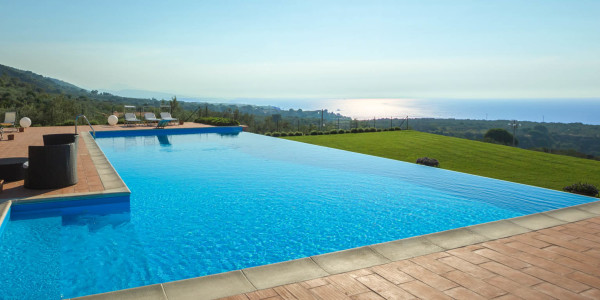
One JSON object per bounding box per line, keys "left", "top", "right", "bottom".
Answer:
{"left": 194, "top": 117, "right": 240, "bottom": 126}
{"left": 376, "top": 128, "right": 382, "bottom": 132}
{"left": 317, "top": 131, "right": 324, "bottom": 135}
{"left": 337, "top": 129, "right": 345, "bottom": 134}
{"left": 350, "top": 128, "right": 358, "bottom": 133}
{"left": 279, "top": 132, "right": 288, "bottom": 137}
{"left": 563, "top": 183, "right": 599, "bottom": 197}
{"left": 264, "top": 132, "right": 272, "bottom": 136}
{"left": 271, "top": 132, "right": 281, "bottom": 137}
{"left": 329, "top": 129, "right": 338, "bottom": 134}
{"left": 394, "top": 127, "right": 401, "bottom": 130}
{"left": 295, "top": 132, "right": 303, "bottom": 136}
{"left": 484, "top": 128, "right": 516, "bottom": 146}
{"left": 357, "top": 128, "right": 364, "bottom": 133}
{"left": 416, "top": 157, "right": 439, "bottom": 167}
{"left": 369, "top": 127, "right": 377, "bottom": 132}
{"left": 383, "top": 128, "right": 389, "bottom": 131}
{"left": 310, "top": 130, "right": 319, "bottom": 135}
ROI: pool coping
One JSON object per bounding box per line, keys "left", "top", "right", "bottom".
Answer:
{"left": 73, "top": 199, "right": 600, "bottom": 300}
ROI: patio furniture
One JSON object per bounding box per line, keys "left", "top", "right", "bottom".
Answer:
{"left": 0, "top": 157, "right": 28, "bottom": 182}
{"left": 124, "top": 113, "right": 141, "bottom": 126}
{"left": 1, "top": 112, "right": 16, "bottom": 129}
{"left": 160, "top": 112, "right": 178, "bottom": 123}
{"left": 24, "top": 134, "right": 79, "bottom": 189}
{"left": 156, "top": 119, "right": 169, "bottom": 129}
{"left": 144, "top": 112, "right": 161, "bottom": 124}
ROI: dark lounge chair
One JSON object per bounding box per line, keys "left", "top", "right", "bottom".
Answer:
{"left": 24, "top": 134, "right": 79, "bottom": 189}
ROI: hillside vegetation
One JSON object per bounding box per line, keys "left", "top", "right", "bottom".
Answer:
{"left": 284, "top": 131, "right": 600, "bottom": 192}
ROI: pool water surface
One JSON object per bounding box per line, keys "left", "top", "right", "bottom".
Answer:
{"left": 0, "top": 127, "right": 595, "bottom": 298}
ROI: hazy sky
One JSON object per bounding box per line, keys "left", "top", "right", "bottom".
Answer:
{"left": 1, "top": 0, "right": 599, "bottom": 99}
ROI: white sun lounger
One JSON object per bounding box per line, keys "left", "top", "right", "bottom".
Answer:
{"left": 124, "top": 113, "right": 141, "bottom": 126}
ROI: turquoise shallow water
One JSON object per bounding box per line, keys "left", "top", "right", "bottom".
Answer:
{"left": 0, "top": 127, "right": 595, "bottom": 298}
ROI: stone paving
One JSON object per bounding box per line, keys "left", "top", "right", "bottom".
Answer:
{"left": 221, "top": 217, "right": 600, "bottom": 300}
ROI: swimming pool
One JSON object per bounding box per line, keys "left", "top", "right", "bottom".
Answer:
{"left": 0, "top": 127, "right": 596, "bottom": 298}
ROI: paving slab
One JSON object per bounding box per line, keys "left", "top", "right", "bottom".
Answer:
{"left": 242, "top": 257, "right": 328, "bottom": 290}
{"left": 575, "top": 201, "right": 600, "bottom": 214}
{"left": 468, "top": 220, "right": 531, "bottom": 239}
{"left": 311, "top": 246, "right": 390, "bottom": 274}
{"left": 74, "top": 284, "right": 167, "bottom": 300}
{"left": 371, "top": 235, "right": 444, "bottom": 261}
{"left": 424, "top": 228, "right": 490, "bottom": 250}
{"left": 162, "top": 270, "right": 255, "bottom": 300}
{"left": 543, "top": 207, "right": 597, "bottom": 222}
{"left": 508, "top": 213, "right": 567, "bottom": 230}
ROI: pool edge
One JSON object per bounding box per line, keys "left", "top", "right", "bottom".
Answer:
{"left": 73, "top": 199, "right": 600, "bottom": 300}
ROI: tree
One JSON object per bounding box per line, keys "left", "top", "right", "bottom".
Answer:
{"left": 484, "top": 128, "right": 517, "bottom": 146}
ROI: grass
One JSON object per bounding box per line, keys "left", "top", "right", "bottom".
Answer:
{"left": 284, "top": 130, "right": 600, "bottom": 193}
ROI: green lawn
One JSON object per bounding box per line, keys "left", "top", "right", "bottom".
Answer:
{"left": 284, "top": 130, "right": 600, "bottom": 192}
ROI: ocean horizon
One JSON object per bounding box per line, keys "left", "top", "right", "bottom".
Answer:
{"left": 194, "top": 98, "right": 600, "bottom": 125}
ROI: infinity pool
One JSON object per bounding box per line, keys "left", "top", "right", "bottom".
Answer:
{"left": 0, "top": 127, "right": 595, "bottom": 298}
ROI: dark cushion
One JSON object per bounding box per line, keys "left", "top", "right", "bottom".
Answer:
{"left": 24, "top": 143, "right": 78, "bottom": 189}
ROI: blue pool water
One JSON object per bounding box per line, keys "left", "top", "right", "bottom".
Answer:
{"left": 0, "top": 127, "right": 596, "bottom": 298}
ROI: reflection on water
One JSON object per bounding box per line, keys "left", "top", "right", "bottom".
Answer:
{"left": 157, "top": 135, "right": 171, "bottom": 146}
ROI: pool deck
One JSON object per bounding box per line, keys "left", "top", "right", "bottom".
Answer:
{"left": 1, "top": 124, "right": 600, "bottom": 300}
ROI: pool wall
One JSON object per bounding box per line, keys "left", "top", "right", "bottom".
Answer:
{"left": 94, "top": 126, "right": 242, "bottom": 138}
{"left": 0, "top": 201, "right": 10, "bottom": 239}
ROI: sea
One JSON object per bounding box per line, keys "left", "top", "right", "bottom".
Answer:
{"left": 216, "top": 98, "right": 600, "bottom": 125}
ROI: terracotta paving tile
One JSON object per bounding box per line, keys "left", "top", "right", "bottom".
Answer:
{"left": 483, "top": 276, "right": 553, "bottom": 300}
{"left": 534, "top": 234, "right": 590, "bottom": 252}
{"left": 220, "top": 295, "right": 250, "bottom": 300}
{"left": 568, "top": 238, "right": 600, "bottom": 251}
{"left": 445, "top": 247, "right": 490, "bottom": 265}
{"left": 346, "top": 269, "right": 373, "bottom": 278}
{"left": 538, "top": 228, "right": 578, "bottom": 240}
{"left": 350, "top": 291, "right": 385, "bottom": 300}
{"left": 300, "top": 278, "right": 329, "bottom": 289}
{"left": 326, "top": 273, "right": 371, "bottom": 296}
{"left": 581, "top": 288, "right": 600, "bottom": 299}
{"left": 480, "top": 240, "right": 523, "bottom": 256}
{"left": 409, "top": 255, "right": 456, "bottom": 274}
{"left": 272, "top": 286, "right": 298, "bottom": 300}
{"left": 565, "top": 271, "right": 600, "bottom": 289}
{"left": 554, "top": 256, "right": 600, "bottom": 276}
{"left": 479, "top": 262, "right": 542, "bottom": 286}
{"left": 263, "top": 296, "right": 283, "bottom": 300}
{"left": 310, "top": 284, "right": 352, "bottom": 299}
{"left": 437, "top": 256, "right": 495, "bottom": 279}
{"left": 369, "top": 264, "right": 414, "bottom": 285}
{"left": 492, "top": 294, "right": 524, "bottom": 300}
{"left": 546, "top": 245, "right": 598, "bottom": 264}
{"left": 583, "top": 248, "right": 600, "bottom": 259}
{"left": 511, "top": 232, "right": 552, "bottom": 248}
{"left": 505, "top": 241, "right": 563, "bottom": 260}
{"left": 533, "top": 282, "right": 589, "bottom": 299}
{"left": 280, "top": 283, "right": 318, "bottom": 300}
{"left": 473, "top": 248, "right": 530, "bottom": 270}
{"left": 246, "top": 289, "right": 279, "bottom": 300}
{"left": 397, "top": 263, "right": 457, "bottom": 291}
{"left": 399, "top": 280, "right": 452, "bottom": 300}
{"left": 523, "top": 266, "right": 590, "bottom": 292}
{"left": 443, "top": 286, "right": 487, "bottom": 300}
{"left": 442, "top": 270, "right": 506, "bottom": 298}
{"left": 355, "top": 274, "right": 416, "bottom": 299}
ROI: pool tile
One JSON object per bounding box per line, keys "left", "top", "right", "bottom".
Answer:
{"left": 242, "top": 257, "right": 328, "bottom": 290}
{"left": 424, "top": 228, "right": 490, "bottom": 250}
{"left": 370, "top": 236, "right": 444, "bottom": 261}
{"left": 467, "top": 220, "right": 530, "bottom": 239}
{"left": 162, "top": 270, "right": 255, "bottom": 300}
{"left": 543, "top": 207, "right": 597, "bottom": 222}
{"left": 508, "top": 213, "right": 567, "bottom": 230}
{"left": 311, "top": 246, "right": 390, "bottom": 274}
{"left": 74, "top": 284, "right": 167, "bottom": 300}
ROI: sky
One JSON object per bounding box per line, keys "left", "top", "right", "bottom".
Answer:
{"left": 1, "top": 0, "right": 599, "bottom": 99}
